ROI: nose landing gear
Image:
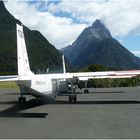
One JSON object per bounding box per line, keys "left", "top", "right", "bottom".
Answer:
{"left": 84, "top": 81, "right": 89, "bottom": 93}
{"left": 69, "top": 95, "right": 77, "bottom": 103}
{"left": 18, "top": 85, "right": 26, "bottom": 103}
{"left": 68, "top": 78, "right": 78, "bottom": 104}
{"left": 18, "top": 97, "right": 26, "bottom": 103}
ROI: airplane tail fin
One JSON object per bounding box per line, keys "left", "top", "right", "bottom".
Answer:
{"left": 16, "top": 24, "right": 33, "bottom": 76}
{"left": 62, "top": 55, "right": 66, "bottom": 74}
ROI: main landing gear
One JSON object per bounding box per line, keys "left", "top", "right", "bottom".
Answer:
{"left": 68, "top": 78, "right": 77, "bottom": 104}
{"left": 18, "top": 85, "right": 26, "bottom": 103}
{"left": 84, "top": 81, "right": 89, "bottom": 93}
{"left": 84, "top": 89, "right": 89, "bottom": 93}
{"left": 69, "top": 95, "right": 77, "bottom": 104}
{"left": 18, "top": 97, "right": 26, "bottom": 103}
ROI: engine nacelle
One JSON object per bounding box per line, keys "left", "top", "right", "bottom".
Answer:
{"left": 58, "top": 81, "right": 69, "bottom": 93}
{"left": 66, "top": 77, "right": 79, "bottom": 85}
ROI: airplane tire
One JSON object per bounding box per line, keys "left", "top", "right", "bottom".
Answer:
{"left": 84, "top": 89, "right": 89, "bottom": 93}
{"left": 69, "top": 95, "right": 77, "bottom": 104}
{"left": 23, "top": 97, "right": 26, "bottom": 103}
{"left": 18, "top": 97, "right": 26, "bottom": 103}
{"left": 74, "top": 95, "right": 77, "bottom": 103}
{"left": 69, "top": 96, "right": 72, "bottom": 103}
{"left": 84, "top": 90, "right": 87, "bottom": 93}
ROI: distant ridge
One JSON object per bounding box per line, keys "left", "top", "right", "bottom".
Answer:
{"left": 0, "top": 1, "right": 64, "bottom": 74}
{"left": 61, "top": 19, "right": 140, "bottom": 70}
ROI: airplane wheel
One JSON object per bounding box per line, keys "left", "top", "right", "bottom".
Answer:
{"left": 69, "top": 96, "right": 72, "bottom": 103}
{"left": 23, "top": 97, "right": 26, "bottom": 103}
{"left": 74, "top": 95, "right": 77, "bottom": 103}
{"left": 84, "top": 89, "right": 89, "bottom": 93}
{"left": 18, "top": 97, "right": 26, "bottom": 103}
{"left": 69, "top": 95, "right": 77, "bottom": 104}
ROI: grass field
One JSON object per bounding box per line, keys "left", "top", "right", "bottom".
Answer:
{"left": 0, "top": 82, "right": 19, "bottom": 89}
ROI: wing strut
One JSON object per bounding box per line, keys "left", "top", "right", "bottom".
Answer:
{"left": 84, "top": 81, "right": 89, "bottom": 93}
{"left": 67, "top": 78, "right": 78, "bottom": 103}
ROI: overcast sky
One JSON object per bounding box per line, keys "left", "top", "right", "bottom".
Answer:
{"left": 4, "top": 0, "right": 140, "bottom": 57}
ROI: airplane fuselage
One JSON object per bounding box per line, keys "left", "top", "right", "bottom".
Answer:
{"left": 16, "top": 74, "right": 69, "bottom": 100}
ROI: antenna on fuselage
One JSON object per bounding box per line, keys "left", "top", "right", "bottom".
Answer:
{"left": 46, "top": 68, "right": 49, "bottom": 74}
{"left": 62, "top": 55, "right": 66, "bottom": 74}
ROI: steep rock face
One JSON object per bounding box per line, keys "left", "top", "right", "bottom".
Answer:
{"left": 61, "top": 19, "right": 140, "bottom": 69}
{"left": 0, "top": 1, "right": 64, "bottom": 74}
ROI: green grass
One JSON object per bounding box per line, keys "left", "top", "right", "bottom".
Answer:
{"left": 0, "top": 82, "right": 19, "bottom": 89}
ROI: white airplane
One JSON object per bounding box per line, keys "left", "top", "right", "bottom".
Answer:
{"left": 0, "top": 23, "right": 140, "bottom": 103}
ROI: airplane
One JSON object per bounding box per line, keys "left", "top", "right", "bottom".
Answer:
{"left": 0, "top": 23, "right": 140, "bottom": 104}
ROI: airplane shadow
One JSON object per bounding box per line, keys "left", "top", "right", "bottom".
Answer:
{"left": 5, "top": 93, "right": 19, "bottom": 95}
{"left": 53, "top": 100, "right": 140, "bottom": 105}
{"left": 59, "top": 91, "right": 125, "bottom": 96}
{"left": 0, "top": 99, "right": 48, "bottom": 118}
{"left": 0, "top": 98, "right": 140, "bottom": 118}
{"left": 90, "top": 91, "right": 125, "bottom": 94}
{"left": 0, "top": 101, "right": 17, "bottom": 105}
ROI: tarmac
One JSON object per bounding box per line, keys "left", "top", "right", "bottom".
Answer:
{"left": 0, "top": 87, "right": 140, "bottom": 138}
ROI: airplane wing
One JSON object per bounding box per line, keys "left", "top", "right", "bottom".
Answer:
{"left": 49, "top": 70, "right": 140, "bottom": 81}
{"left": 0, "top": 70, "right": 138, "bottom": 82}
{"left": 0, "top": 75, "right": 31, "bottom": 82}
{"left": 70, "top": 70, "right": 140, "bottom": 80}
{"left": 59, "top": 70, "right": 140, "bottom": 81}
{"left": 0, "top": 75, "right": 19, "bottom": 82}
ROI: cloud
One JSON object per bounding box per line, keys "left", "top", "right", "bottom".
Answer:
{"left": 48, "top": 0, "right": 140, "bottom": 37}
{"left": 4, "top": 1, "right": 86, "bottom": 49}
{"left": 4, "top": 0, "right": 140, "bottom": 49}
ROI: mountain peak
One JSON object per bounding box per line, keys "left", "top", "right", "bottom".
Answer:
{"left": 90, "top": 19, "right": 112, "bottom": 39}
{"left": 92, "top": 19, "right": 103, "bottom": 28}
{"left": 0, "top": 1, "right": 7, "bottom": 12}
{"left": 68, "top": 19, "right": 112, "bottom": 49}
{"left": 0, "top": 1, "right": 5, "bottom": 7}
{"left": 0, "top": 1, "right": 18, "bottom": 24}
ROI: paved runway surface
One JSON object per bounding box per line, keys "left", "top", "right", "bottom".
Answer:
{"left": 0, "top": 87, "right": 140, "bottom": 138}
